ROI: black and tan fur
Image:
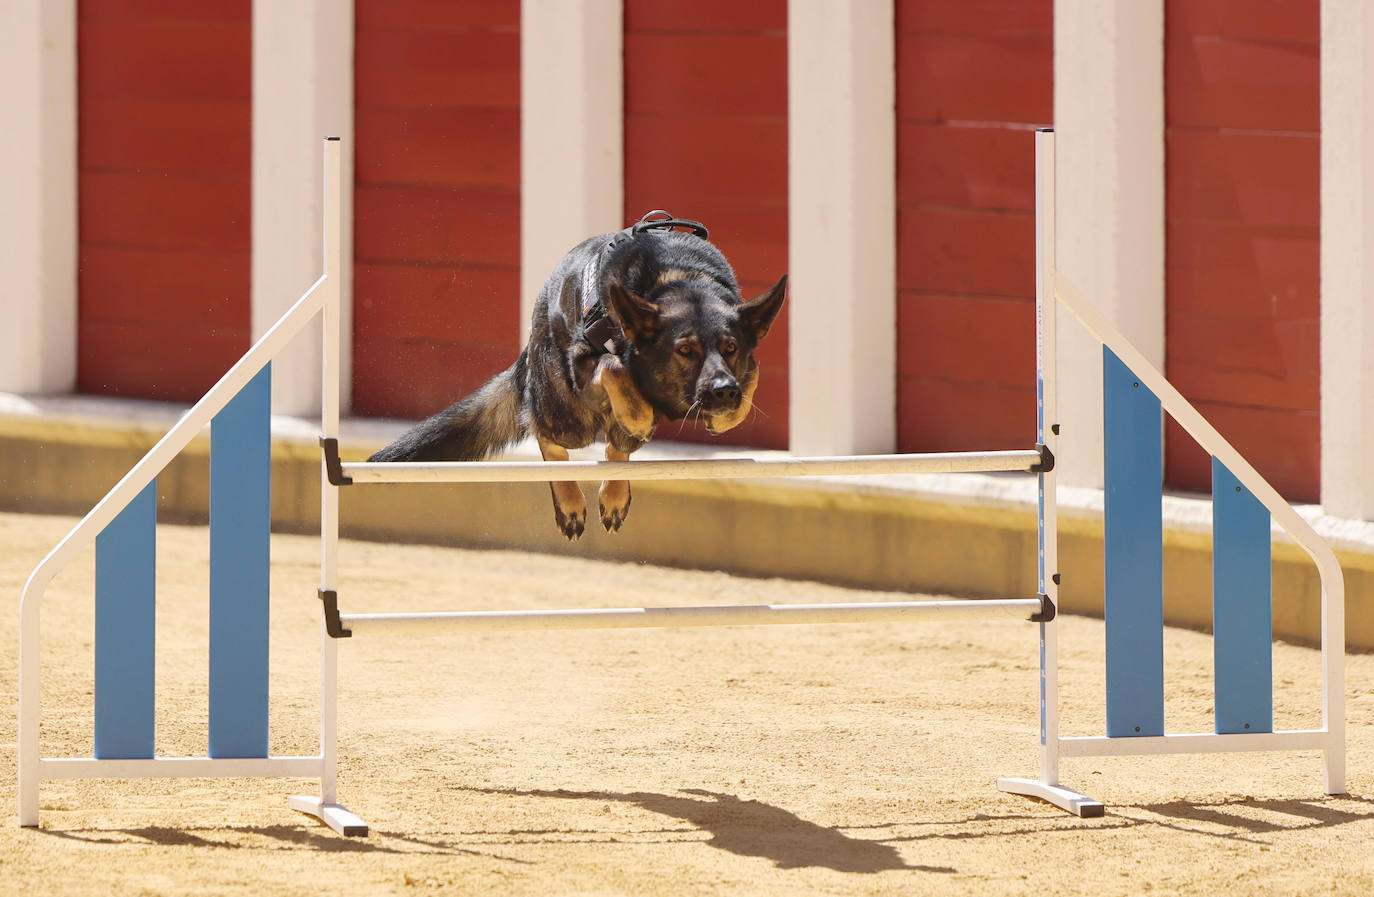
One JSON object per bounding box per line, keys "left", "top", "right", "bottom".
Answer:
{"left": 369, "top": 218, "right": 787, "bottom": 539}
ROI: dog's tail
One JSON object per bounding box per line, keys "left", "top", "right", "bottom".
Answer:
{"left": 368, "top": 353, "right": 529, "bottom": 462}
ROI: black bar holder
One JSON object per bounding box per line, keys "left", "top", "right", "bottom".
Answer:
{"left": 318, "top": 589, "right": 352, "bottom": 638}
{"left": 320, "top": 437, "right": 352, "bottom": 486}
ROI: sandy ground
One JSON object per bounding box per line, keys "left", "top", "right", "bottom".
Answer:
{"left": 1, "top": 509, "right": 1372, "bottom": 896}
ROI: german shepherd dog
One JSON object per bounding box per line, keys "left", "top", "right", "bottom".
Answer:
{"left": 369, "top": 212, "right": 788, "bottom": 539}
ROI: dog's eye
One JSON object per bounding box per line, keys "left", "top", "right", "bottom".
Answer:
{"left": 720, "top": 340, "right": 738, "bottom": 356}
{"left": 676, "top": 343, "right": 698, "bottom": 358}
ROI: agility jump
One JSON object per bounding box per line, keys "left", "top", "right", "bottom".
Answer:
{"left": 18, "top": 133, "right": 1345, "bottom": 836}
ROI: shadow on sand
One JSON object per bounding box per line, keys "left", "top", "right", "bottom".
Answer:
{"left": 465, "top": 786, "right": 951, "bottom": 874}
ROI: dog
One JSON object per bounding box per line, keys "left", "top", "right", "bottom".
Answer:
{"left": 369, "top": 211, "right": 788, "bottom": 539}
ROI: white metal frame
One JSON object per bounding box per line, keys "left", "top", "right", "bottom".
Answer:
{"left": 16, "top": 141, "right": 339, "bottom": 831}
{"left": 1041, "top": 269, "right": 1346, "bottom": 784}
{"left": 18, "top": 132, "right": 1346, "bottom": 836}
{"left": 997, "top": 129, "right": 1346, "bottom": 813}
{"left": 288, "top": 138, "right": 367, "bottom": 836}
{"left": 17, "top": 138, "right": 362, "bottom": 837}
{"left": 994, "top": 128, "right": 1100, "bottom": 815}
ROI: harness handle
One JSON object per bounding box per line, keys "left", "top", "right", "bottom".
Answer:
{"left": 631, "top": 210, "right": 709, "bottom": 240}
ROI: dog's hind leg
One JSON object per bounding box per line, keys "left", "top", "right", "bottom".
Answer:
{"left": 538, "top": 436, "right": 586, "bottom": 540}
{"left": 706, "top": 364, "right": 760, "bottom": 435}
{"left": 597, "top": 444, "right": 633, "bottom": 532}
{"left": 594, "top": 356, "right": 657, "bottom": 441}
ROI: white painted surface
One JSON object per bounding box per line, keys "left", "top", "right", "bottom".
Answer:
{"left": 287, "top": 795, "right": 368, "bottom": 837}
{"left": 0, "top": 0, "right": 76, "bottom": 393}
{"left": 319, "top": 137, "right": 344, "bottom": 811}
{"left": 1321, "top": 1, "right": 1374, "bottom": 520}
{"left": 520, "top": 0, "right": 624, "bottom": 343}
{"left": 40, "top": 756, "right": 324, "bottom": 779}
{"left": 252, "top": 0, "right": 354, "bottom": 416}
{"left": 341, "top": 598, "right": 1047, "bottom": 635}
{"left": 787, "top": 0, "right": 896, "bottom": 455}
{"left": 1034, "top": 129, "right": 1063, "bottom": 788}
{"left": 1058, "top": 730, "right": 1333, "bottom": 757}
{"left": 1057, "top": 269, "right": 1345, "bottom": 793}
{"left": 339, "top": 450, "right": 1043, "bottom": 484}
{"left": 995, "top": 777, "right": 1104, "bottom": 817}
{"left": 19, "top": 139, "right": 340, "bottom": 829}
{"left": 19, "top": 270, "right": 328, "bottom": 828}
{"left": 1052, "top": 0, "right": 1164, "bottom": 488}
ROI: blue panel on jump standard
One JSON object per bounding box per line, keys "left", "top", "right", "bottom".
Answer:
{"left": 1212, "top": 458, "right": 1273, "bottom": 735}
{"left": 95, "top": 481, "right": 158, "bottom": 759}
{"left": 1103, "top": 347, "right": 1165, "bottom": 738}
{"left": 209, "top": 364, "right": 272, "bottom": 759}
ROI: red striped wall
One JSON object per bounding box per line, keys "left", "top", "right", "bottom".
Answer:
{"left": 69, "top": 3, "right": 1327, "bottom": 502}
{"left": 894, "top": 1, "right": 1052, "bottom": 453}
{"left": 1164, "top": 0, "right": 1320, "bottom": 502}
{"left": 622, "top": 0, "right": 789, "bottom": 448}
{"left": 77, "top": 0, "right": 252, "bottom": 401}
{"left": 351, "top": 1, "right": 521, "bottom": 420}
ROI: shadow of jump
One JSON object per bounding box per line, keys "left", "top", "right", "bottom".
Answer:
{"left": 1131, "top": 794, "right": 1374, "bottom": 841}
{"left": 466, "top": 786, "right": 952, "bottom": 874}
{"left": 39, "top": 823, "right": 530, "bottom": 862}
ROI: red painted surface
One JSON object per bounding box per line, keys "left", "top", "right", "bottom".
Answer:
{"left": 77, "top": 0, "right": 251, "bottom": 401}
{"left": 1165, "top": 0, "right": 1320, "bottom": 501}
{"left": 622, "top": 0, "right": 789, "bottom": 449}
{"left": 895, "top": 0, "right": 1051, "bottom": 453}
{"left": 351, "top": 2, "right": 521, "bottom": 419}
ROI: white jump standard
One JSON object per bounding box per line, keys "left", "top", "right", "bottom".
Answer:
{"left": 17, "top": 133, "right": 1345, "bottom": 836}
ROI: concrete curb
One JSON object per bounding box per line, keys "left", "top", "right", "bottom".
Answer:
{"left": 3, "top": 392, "right": 1371, "bottom": 648}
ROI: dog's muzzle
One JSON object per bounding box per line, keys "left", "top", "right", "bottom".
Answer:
{"left": 696, "top": 376, "right": 742, "bottom": 413}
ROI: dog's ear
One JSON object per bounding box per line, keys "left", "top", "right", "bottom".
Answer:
{"left": 606, "top": 282, "right": 661, "bottom": 343}
{"left": 738, "top": 274, "right": 787, "bottom": 340}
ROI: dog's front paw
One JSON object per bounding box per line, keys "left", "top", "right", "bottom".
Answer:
{"left": 554, "top": 503, "right": 586, "bottom": 540}
{"left": 613, "top": 399, "right": 656, "bottom": 441}
{"left": 598, "top": 481, "right": 632, "bottom": 532}
{"left": 548, "top": 481, "right": 587, "bottom": 541}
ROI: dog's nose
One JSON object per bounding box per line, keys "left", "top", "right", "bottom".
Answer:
{"left": 703, "top": 378, "right": 740, "bottom": 405}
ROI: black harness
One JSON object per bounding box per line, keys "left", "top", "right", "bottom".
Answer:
{"left": 579, "top": 210, "right": 710, "bottom": 352}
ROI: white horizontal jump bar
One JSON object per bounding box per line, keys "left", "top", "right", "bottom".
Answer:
{"left": 1057, "top": 730, "right": 1332, "bottom": 758}
{"left": 341, "top": 449, "right": 1043, "bottom": 484}
{"left": 38, "top": 755, "right": 325, "bottom": 779}
{"left": 340, "top": 598, "right": 1046, "bottom": 635}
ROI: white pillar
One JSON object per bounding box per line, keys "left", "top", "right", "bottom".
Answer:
{"left": 787, "top": 0, "right": 896, "bottom": 455}
{"left": 0, "top": 0, "right": 76, "bottom": 393}
{"left": 520, "top": 0, "right": 623, "bottom": 344}
{"left": 1053, "top": 0, "right": 1165, "bottom": 487}
{"left": 1321, "top": 1, "right": 1374, "bottom": 519}
{"left": 252, "top": 0, "right": 354, "bottom": 416}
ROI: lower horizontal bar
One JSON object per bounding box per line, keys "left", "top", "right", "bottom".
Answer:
{"left": 1058, "top": 730, "right": 1331, "bottom": 758}
{"left": 340, "top": 598, "right": 1046, "bottom": 635}
{"left": 341, "top": 449, "right": 1043, "bottom": 484}
{"left": 38, "top": 756, "right": 324, "bottom": 779}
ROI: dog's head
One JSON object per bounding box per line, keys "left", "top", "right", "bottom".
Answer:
{"left": 606, "top": 274, "right": 787, "bottom": 422}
